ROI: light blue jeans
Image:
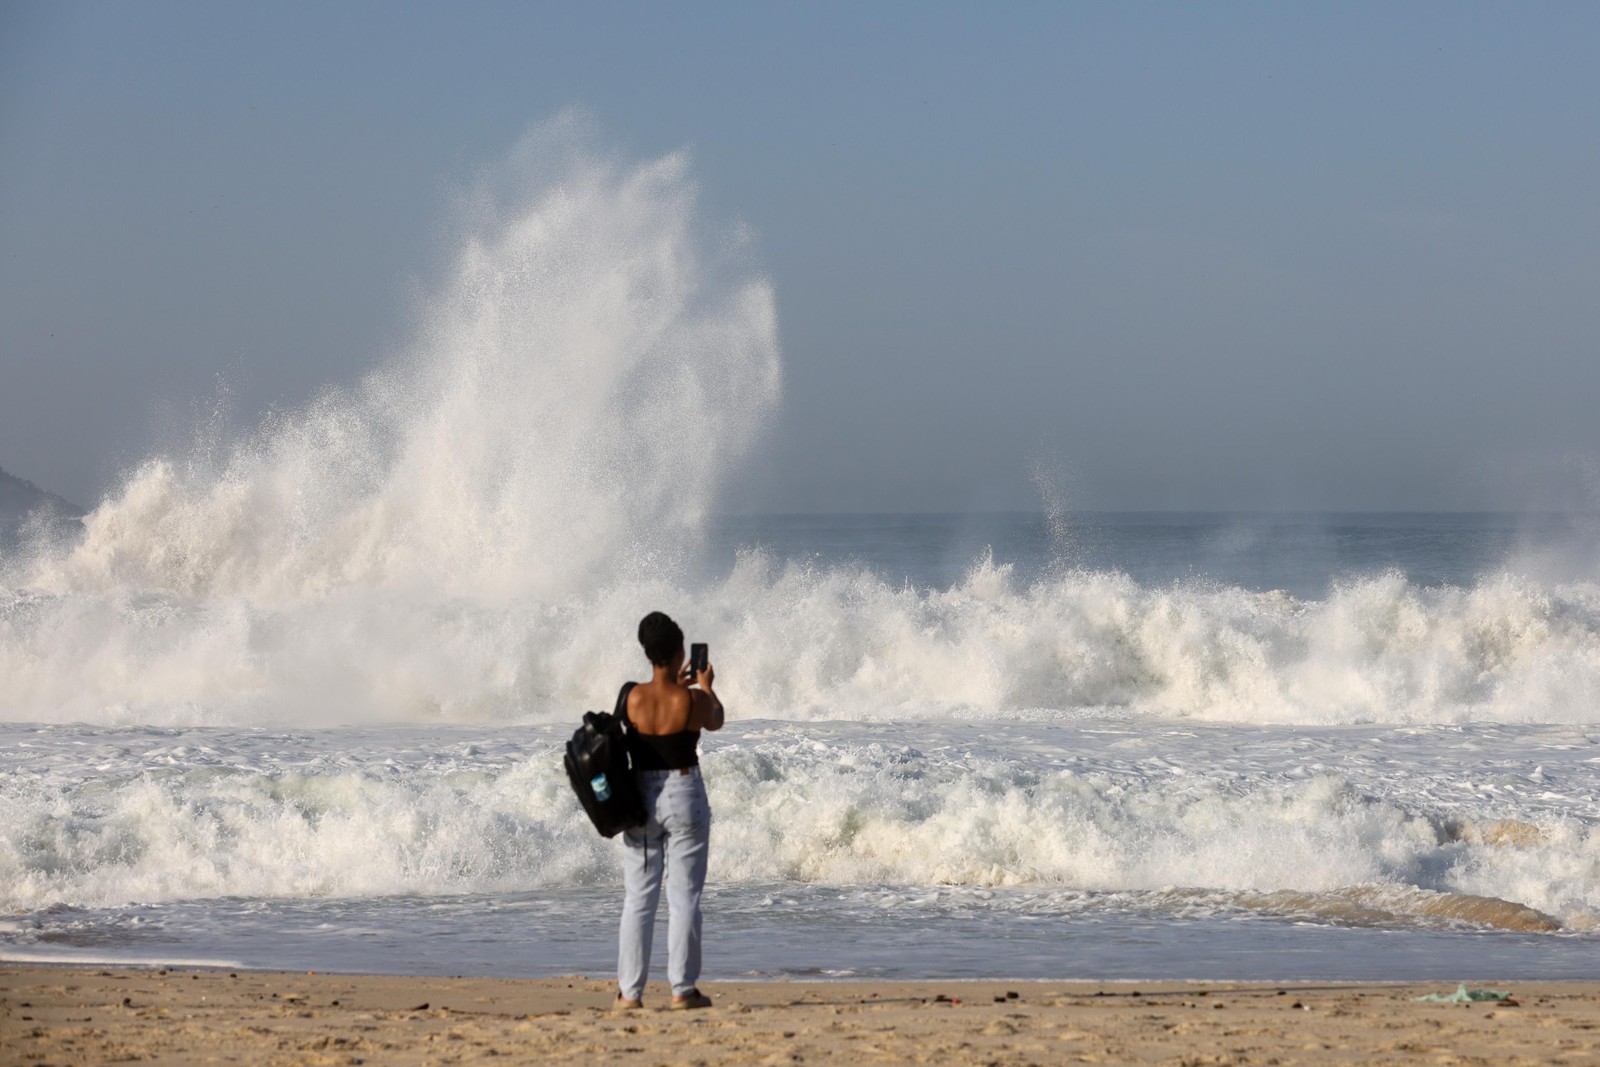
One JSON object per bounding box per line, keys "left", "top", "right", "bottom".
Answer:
{"left": 618, "top": 767, "right": 711, "bottom": 1000}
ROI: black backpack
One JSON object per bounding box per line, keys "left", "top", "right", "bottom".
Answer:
{"left": 564, "top": 682, "right": 647, "bottom": 837}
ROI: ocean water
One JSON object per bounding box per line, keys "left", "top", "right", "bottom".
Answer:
{"left": 4, "top": 120, "right": 1599, "bottom": 980}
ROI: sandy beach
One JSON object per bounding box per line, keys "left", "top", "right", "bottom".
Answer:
{"left": 4, "top": 967, "right": 1597, "bottom": 1066}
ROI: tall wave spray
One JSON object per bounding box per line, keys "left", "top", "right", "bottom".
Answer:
{"left": 6, "top": 117, "right": 1600, "bottom": 728}
{"left": 44, "top": 120, "right": 778, "bottom": 602}
{"left": 0, "top": 117, "right": 781, "bottom": 723}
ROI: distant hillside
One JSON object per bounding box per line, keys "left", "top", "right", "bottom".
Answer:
{"left": 0, "top": 466, "right": 85, "bottom": 550}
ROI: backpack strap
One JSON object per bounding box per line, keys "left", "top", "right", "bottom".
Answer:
{"left": 614, "top": 682, "right": 638, "bottom": 729}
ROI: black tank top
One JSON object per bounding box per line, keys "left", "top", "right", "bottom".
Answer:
{"left": 624, "top": 688, "right": 701, "bottom": 770}
{"left": 628, "top": 727, "right": 701, "bottom": 771}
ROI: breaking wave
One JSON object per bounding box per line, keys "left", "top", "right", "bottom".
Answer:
{"left": 4, "top": 723, "right": 1594, "bottom": 933}
{"left": 1, "top": 113, "right": 1598, "bottom": 731}
{"left": 4, "top": 553, "right": 1600, "bottom": 726}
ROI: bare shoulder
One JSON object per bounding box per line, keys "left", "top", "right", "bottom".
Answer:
{"left": 625, "top": 683, "right": 646, "bottom": 717}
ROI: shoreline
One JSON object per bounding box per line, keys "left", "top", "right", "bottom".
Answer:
{"left": 20, "top": 958, "right": 1586, "bottom": 984}
{"left": 6, "top": 966, "right": 1598, "bottom": 1065}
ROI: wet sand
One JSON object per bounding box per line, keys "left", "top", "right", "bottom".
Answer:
{"left": 4, "top": 967, "right": 1598, "bottom": 1065}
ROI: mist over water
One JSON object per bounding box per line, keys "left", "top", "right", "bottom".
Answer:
{"left": 49, "top": 118, "right": 778, "bottom": 603}
{"left": 1, "top": 115, "right": 782, "bottom": 724}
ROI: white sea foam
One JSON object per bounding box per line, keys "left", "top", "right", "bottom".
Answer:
{"left": 4, "top": 722, "right": 1595, "bottom": 935}
{"left": 5, "top": 552, "right": 1600, "bottom": 726}
{"left": 0, "top": 952, "right": 248, "bottom": 968}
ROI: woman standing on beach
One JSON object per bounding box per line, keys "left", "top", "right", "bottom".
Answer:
{"left": 616, "top": 611, "right": 724, "bottom": 1011}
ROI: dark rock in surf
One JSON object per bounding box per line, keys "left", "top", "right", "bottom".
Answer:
{"left": 0, "top": 466, "right": 85, "bottom": 553}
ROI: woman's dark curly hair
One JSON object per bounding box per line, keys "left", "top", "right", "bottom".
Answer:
{"left": 638, "top": 611, "right": 684, "bottom": 667}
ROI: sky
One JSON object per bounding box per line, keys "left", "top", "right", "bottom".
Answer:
{"left": 3, "top": 1, "right": 1599, "bottom": 514}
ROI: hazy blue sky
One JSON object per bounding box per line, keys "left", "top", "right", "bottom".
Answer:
{"left": 4, "top": 2, "right": 1598, "bottom": 513}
